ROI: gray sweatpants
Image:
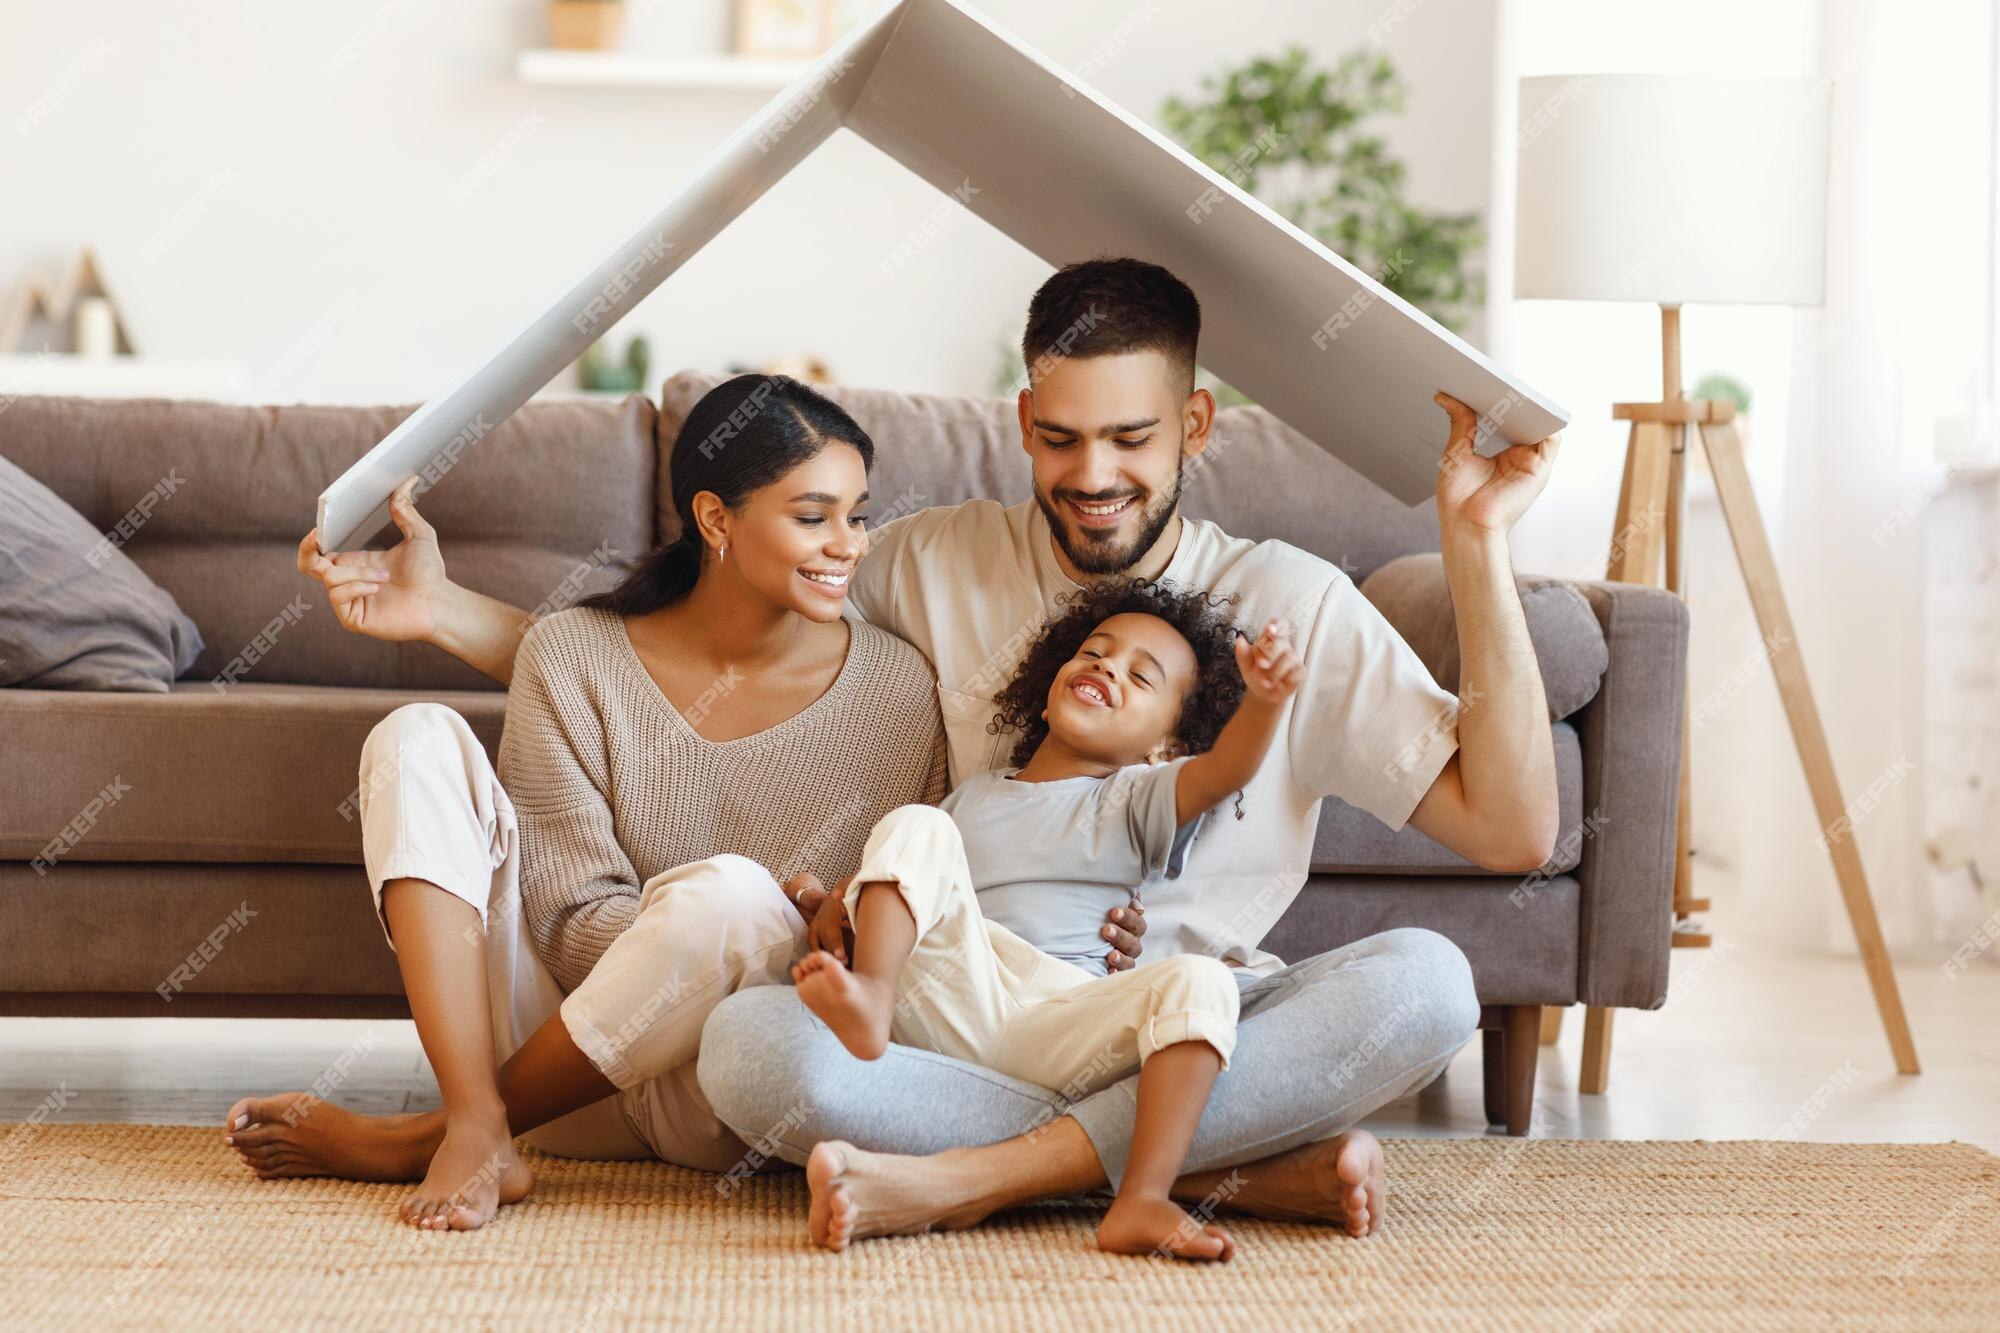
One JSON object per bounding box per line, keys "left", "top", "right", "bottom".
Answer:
{"left": 695, "top": 926, "right": 1481, "bottom": 1188}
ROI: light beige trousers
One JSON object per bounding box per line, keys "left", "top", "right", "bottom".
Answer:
{"left": 358, "top": 703, "right": 804, "bottom": 1169}
{"left": 841, "top": 804, "right": 1239, "bottom": 1099}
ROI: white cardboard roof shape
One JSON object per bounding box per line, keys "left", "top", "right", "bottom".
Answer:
{"left": 318, "top": 0, "right": 1567, "bottom": 550}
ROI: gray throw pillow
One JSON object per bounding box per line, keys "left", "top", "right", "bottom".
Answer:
{"left": 0, "top": 452, "right": 203, "bottom": 691}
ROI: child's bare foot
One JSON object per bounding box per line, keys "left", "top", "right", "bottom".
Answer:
{"left": 792, "top": 950, "right": 893, "bottom": 1060}
{"left": 1098, "top": 1193, "right": 1235, "bottom": 1262}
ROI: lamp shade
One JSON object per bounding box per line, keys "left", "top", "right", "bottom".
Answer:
{"left": 1514, "top": 74, "right": 1830, "bottom": 307}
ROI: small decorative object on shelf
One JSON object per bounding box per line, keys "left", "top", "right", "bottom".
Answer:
{"left": 0, "top": 248, "right": 137, "bottom": 356}
{"left": 548, "top": 0, "right": 624, "bottom": 52}
{"left": 734, "top": 0, "right": 835, "bottom": 57}
{"left": 577, "top": 334, "right": 651, "bottom": 393}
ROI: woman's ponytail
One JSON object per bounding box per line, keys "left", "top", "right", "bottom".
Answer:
{"left": 579, "top": 532, "right": 701, "bottom": 617}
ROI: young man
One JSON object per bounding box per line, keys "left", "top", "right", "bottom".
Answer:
{"left": 696, "top": 258, "right": 1560, "bottom": 1245}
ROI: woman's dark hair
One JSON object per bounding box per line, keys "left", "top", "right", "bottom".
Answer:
{"left": 989, "top": 578, "right": 1247, "bottom": 772}
{"left": 580, "top": 374, "right": 873, "bottom": 616}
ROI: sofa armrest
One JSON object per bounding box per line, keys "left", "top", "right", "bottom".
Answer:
{"left": 1359, "top": 552, "right": 1610, "bottom": 720}
{"left": 1563, "top": 578, "right": 1689, "bottom": 1009}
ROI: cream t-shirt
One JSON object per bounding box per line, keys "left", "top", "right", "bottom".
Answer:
{"left": 847, "top": 498, "right": 1461, "bottom": 975}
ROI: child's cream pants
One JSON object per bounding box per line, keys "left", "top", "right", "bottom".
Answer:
{"left": 840, "top": 804, "right": 1239, "bottom": 1099}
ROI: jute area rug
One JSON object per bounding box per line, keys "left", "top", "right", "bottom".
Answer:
{"left": 2, "top": 1125, "right": 1995, "bottom": 1331}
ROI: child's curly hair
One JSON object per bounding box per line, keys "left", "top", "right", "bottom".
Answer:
{"left": 988, "top": 578, "right": 1248, "bottom": 770}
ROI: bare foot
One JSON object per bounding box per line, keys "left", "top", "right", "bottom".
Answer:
{"left": 1174, "top": 1129, "right": 1385, "bottom": 1237}
{"left": 222, "top": 1094, "right": 532, "bottom": 1231}
{"left": 807, "top": 1141, "right": 863, "bottom": 1251}
{"left": 804, "top": 1140, "right": 997, "bottom": 1249}
{"left": 399, "top": 1110, "right": 534, "bottom": 1231}
{"left": 222, "top": 1093, "right": 437, "bottom": 1182}
{"left": 791, "top": 951, "right": 892, "bottom": 1060}
{"left": 1098, "top": 1192, "right": 1234, "bottom": 1261}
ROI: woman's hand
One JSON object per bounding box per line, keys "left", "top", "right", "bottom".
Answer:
{"left": 1102, "top": 898, "right": 1146, "bottom": 971}
{"left": 298, "top": 477, "right": 448, "bottom": 642}
{"left": 787, "top": 872, "right": 855, "bottom": 964}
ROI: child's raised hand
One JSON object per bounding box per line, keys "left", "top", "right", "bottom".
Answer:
{"left": 1234, "top": 620, "right": 1305, "bottom": 704}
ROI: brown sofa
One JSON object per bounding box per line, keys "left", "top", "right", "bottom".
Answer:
{"left": 0, "top": 372, "right": 1688, "bottom": 1135}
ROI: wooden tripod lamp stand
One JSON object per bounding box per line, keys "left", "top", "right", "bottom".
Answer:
{"left": 1513, "top": 73, "right": 1920, "bottom": 1088}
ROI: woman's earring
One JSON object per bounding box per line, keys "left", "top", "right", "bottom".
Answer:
{"left": 718, "top": 543, "right": 728, "bottom": 565}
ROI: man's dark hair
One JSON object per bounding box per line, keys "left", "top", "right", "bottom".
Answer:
{"left": 989, "top": 578, "right": 1245, "bottom": 770}
{"left": 1020, "top": 258, "right": 1201, "bottom": 395}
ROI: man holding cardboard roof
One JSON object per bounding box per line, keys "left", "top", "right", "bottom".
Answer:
{"left": 288, "top": 258, "right": 1561, "bottom": 1240}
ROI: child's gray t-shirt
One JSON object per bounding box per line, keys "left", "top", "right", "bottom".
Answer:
{"left": 940, "top": 756, "right": 1201, "bottom": 976}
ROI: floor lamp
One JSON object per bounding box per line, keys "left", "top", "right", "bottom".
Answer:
{"left": 1511, "top": 73, "right": 1920, "bottom": 1087}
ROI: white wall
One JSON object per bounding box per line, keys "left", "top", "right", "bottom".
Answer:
{"left": 1, "top": 0, "right": 1498, "bottom": 404}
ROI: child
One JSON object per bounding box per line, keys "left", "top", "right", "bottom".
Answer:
{"left": 791, "top": 579, "right": 1305, "bottom": 1261}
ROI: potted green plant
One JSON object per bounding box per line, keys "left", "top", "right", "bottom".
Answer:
{"left": 1160, "top": 47, "right": 1484, "bottom": 335}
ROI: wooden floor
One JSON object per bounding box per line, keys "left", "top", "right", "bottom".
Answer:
{"left": 6, "top": 935, "right": 1995, "bottom": 1151}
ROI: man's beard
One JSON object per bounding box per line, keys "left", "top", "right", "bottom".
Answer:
{"left": 1035, "top": 456, "right": 1185, "bottom": 577}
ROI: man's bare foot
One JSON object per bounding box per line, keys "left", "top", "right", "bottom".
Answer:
{"left": 1098, "top": 1193, "right": 1235, "bottom": 1262}
{"left": 222, "top": 1095, "right": 532, "bottom": 1231}
{"left": 791, "top": 951, "right": 893, "bottom": 1060}
{"left": 807, "top": 1141, "right": 863, "bottom": 1251}
{"left": 1174, "top": 1129, "right": 1385, "bottom": 1237}
{"left": 805, "top": 1140, "right": 999, "bottom": 1249}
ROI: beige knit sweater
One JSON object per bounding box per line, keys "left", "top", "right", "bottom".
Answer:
{"left": 498, "top": 605, "right": 948, "bottom": 991}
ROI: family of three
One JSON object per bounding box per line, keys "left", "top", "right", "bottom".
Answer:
{"left": 227, "top": 257, "right": 1562, "bottom": 1259}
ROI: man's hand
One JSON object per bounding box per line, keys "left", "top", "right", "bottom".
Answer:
{"left": 1433, "top": 391, "right": 1560, "bottom": 539}
{"left": 1101, "top": 898, "right": 1146, "bottom": 971}
{"left": 1233, "top": 620, "right": 1304, "bottom": 705}
{"left": 298, "top": 477, "right": 447, "bottom": 641}
{"left": 788, "top": 872, "right": 855, "bottom": 964}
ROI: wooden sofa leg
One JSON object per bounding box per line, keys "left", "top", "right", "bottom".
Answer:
{"left": 1481, "top": 1027, "right": 1505, "bottom": 1125}
{"left": 1503, "top": 1004, "right": 1541, "bottom": 1136}
{"left": 1581, "top": 1006, "right": 1614, "bottom": 1094}
{"left": 1540, "top": 1007, "right": 1565, "bottom": 1045}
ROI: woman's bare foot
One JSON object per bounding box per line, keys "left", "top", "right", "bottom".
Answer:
{"left": 400, "top": 1110, "right": 534, "bottom": 1231}
{"left": 1174, "top": 1129, "right": 1385, "bottom": 1237}
{"left": 1097, "top": 1193, "right": 1235, "bottom": 1261}
{"left": 222, "top": 1094, "right": 437, "bottom": 1182}
{"left": 805, "top": 1140, "right": 998, "bottom": 1250}
{"left": 791, "top": 952, "right": 893, "bottom": 1060}
{"left": 222, "top": 1094, "right": 532, "bottom": 1231}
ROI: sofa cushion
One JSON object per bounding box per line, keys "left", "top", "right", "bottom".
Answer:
{"left": 0, "top": 861, "right": 405, "bottom": 999}
{"left": 0, "top": 684, "right": 504, "bottom": 866}
{"left": 659, "top": 372, "right": 1443, "bottom": 585}
{"left": 1260, "top": 873, "right": 1581, "bottom": 1006}
{"left": 1360, "top": 552, "right": 1610, "bottom": 720}
{"left": 0, "top": 453, "right": 204, "bottom": 691}
{"left": 1313, "top": 719, "right": 1583, "bottom": 876}
{"left": 0, "top": 394, "right": 657, "bottom": 692}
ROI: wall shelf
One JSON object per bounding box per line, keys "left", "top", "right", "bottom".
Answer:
{"left": 514, "top": 50, "right": 812, "bottom": 91}
{"left": 0, "top": 354, "right": 247, "bottom": 402}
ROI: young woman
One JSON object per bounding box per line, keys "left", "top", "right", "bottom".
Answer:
{"left": 224, "top": 375, "right": 947, "bottom": 1229}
